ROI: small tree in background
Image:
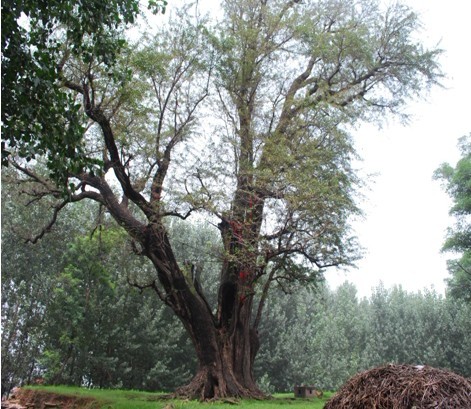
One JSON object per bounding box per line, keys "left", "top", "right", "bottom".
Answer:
{"left": 435, "top": 135, "right": 471, "bottom": 302}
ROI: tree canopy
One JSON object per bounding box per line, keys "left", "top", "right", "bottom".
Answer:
{"left": 1, "top": 0, "right": 167, "bottom": 178}
{"left": 2, "top": 0, "right": 443, "bottom": 399}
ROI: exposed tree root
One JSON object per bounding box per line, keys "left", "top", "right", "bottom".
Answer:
{"left": 173, "top": 367, "right": 266, "bottom": 401}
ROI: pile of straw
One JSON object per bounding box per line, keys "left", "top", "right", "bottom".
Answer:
{"left": 324, "top": 364, "right": 471, "bottom": 408}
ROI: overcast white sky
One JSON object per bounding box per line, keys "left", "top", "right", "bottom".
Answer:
{"left": 160, "top": 0, "right": 470, "bottom": 298}
{"left": 327, "top": 1, "right": 471, "bottom": 297}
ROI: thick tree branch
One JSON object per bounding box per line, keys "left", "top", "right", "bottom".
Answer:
{"left": 60, "top": 71, "right": 154, "bottom": 220}
{"left": 82, "top": 84, "right": 154, "bottom": 217}
{"left": 80, "top": 172, "right": 148, "bottom": 243}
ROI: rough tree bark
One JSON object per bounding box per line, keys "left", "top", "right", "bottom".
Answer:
{"left": 136, "top": 214, "right": 265, "bottom": 399}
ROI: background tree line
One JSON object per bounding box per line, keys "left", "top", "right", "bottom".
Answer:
{"left": 2, "top": 169, "right": 470, "bottom": 395}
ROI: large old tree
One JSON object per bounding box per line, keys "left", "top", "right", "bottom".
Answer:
{"left": 2, "top": 0, "right": 442, "bottom": 399}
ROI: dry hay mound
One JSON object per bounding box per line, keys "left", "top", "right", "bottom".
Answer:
{"left": 324, "top": 364, "right": 471, "bottom": 409}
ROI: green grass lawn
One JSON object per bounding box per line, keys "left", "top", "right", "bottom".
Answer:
{"left": 23, "top": 386, "right": 333, "bottom": 409}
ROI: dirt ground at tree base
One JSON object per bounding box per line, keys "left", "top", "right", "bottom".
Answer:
{"left": 1, "top": 389, "right": 100, "bottom": 409}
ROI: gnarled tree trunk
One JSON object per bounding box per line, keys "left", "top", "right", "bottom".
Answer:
{"left": 175, "top": 299, "right": 262, "bottom": 399}
{"left": 143, "top": 219, "right": 264, "bottom": 400}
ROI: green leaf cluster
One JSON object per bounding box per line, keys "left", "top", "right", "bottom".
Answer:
{"left": 435, "top": 134, "right": 471, "bottom": 302}
{"left": 1, "top": 0, "right": 167, "bottom": 182}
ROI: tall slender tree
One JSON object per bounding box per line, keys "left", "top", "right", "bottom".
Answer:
{"left": 4, "top": 0, "right": 442, "bottom": 398}
{"left": 435, "top": 135, "right": 471, "bottom": 302}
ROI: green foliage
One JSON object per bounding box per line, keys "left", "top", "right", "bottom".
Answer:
{"left": 1, "top": 177, "right": 99, "bottom": 395}
{"left": 1, "top": 0, "right": 167, "bottom": 181}
{"left": 202, "top": 0, "right": 443, "bottom": 281}
{"left": 255, "top": 282, "right": 471, "bottom": 391}
{"left": 435, "top": 134, "right": 471, "bottom": 302}
{"left": 38, "top": 229, "right": 196, "bottom": 389}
